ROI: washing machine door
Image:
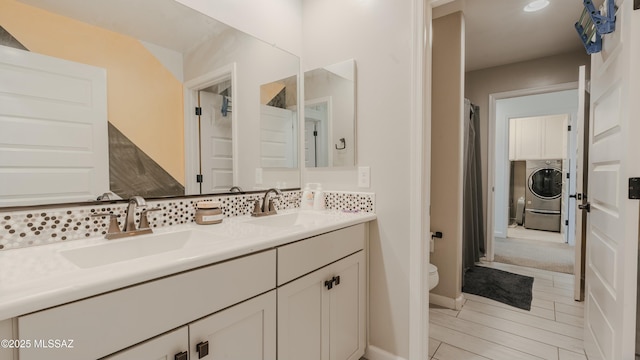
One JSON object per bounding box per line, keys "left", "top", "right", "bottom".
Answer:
{"left": 528, "top": 167, "right": 562, "bottom": 200}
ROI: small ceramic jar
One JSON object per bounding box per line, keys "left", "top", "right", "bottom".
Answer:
{"left": 195, "top": 201, "right": 223, "bottom": 225}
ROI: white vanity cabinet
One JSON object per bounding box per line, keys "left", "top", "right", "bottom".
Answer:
{"left": 9, "top": 221, "right": 369, "bottom": 360}
{"left": 17, "top": 250, "right": 276, "bottom": 360}
{"left": 189, "top": 290, "right": 276, "bottom": 360}
{"left": 105, "top": 291, "right": 276, "bottom": 360}
{"left": 103, "top": 327, "right": 189, "bottom": 360}
{"left": 277, "top": 224, "right": 366, "bottom": 360}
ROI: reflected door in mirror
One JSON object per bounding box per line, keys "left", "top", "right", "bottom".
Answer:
{"left": 198, "top": 87, "right": 234, "bottom": 194}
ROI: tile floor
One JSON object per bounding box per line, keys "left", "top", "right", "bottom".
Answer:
{"left": 507, "top": 226, "right": 564, "bottom": 244}
{"left": 429, "top": 261, "right": 586, "bottom": 360}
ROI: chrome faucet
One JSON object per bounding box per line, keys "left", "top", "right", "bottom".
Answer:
{"left": 229, "top": 186, "right": 244, "bottom": 193}
{"left": 91, "top": 196, "right": 160, "bottom": 240}
{"left": 251, "top": 188, "right": 282, "bottom": 217}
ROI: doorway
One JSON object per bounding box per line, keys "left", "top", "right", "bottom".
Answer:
{"left": 183, "top": 64, "right": 238, "bottom": 195}
{"left": 304, "top": 98, "right": 331, "bottom": 168}
{"left": 488, "top": 87, "right": 579, "bottom": 274}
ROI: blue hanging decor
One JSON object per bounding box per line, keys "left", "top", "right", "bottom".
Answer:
{"left": 574, "top": 0, "right": 616, "bottom": 54}
{"left": 221, "top": 96, "right": 230, "bottom": 117}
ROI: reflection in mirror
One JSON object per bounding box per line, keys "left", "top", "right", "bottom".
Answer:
{"left": 304, "top": 59, "right": 356, "bottom": 168}
{"left": 260, "top": 76, "right": 299, "bottom": 169}
{"left": 0, "top": 0, "right": 300, "bottom": 207}
{"left": 198, "top": 75, "right": 235, "bottom": 194}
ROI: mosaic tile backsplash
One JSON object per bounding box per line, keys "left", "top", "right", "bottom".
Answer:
{"left": 0, "top": 191, "right": 375, "bottom": 251}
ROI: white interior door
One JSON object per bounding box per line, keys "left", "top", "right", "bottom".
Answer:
{"left": 574, "top": 65, "right": 589, "bottom": 301}
{"left": 583, "top": 1, "right": 640, "bottom": 358}
{"left": 305, "top": 119, "right": 319, "bottom": 167}
{"left": 199, "top": 90, "right": 233, "bottom": 193}
{"left": 0, "top": 46, "right": 108, "bottom": 206}
{"left": 260, "top": 105, "right": 295, "bottom": 168}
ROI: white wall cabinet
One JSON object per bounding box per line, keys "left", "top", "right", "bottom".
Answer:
{"left": 509, "top": 114, "right": 568, "bottom": 160}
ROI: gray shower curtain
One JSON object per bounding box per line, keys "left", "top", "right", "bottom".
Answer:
{"left": 462, "top": 99, "right": 485, "bottom": 272}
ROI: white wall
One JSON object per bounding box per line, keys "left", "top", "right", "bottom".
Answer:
{"left": 494, "top": 89, "right": 578, "bottom": 240}
{"left": 184, "top": 25, "right": 300, "bottom": 191}
{"left": 174, "top": 0, "right": 302, "bottom": 56}
{"left": 303, "top": 0, "right": 415, "bottom": 358}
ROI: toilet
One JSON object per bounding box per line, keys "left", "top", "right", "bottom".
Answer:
{"left": 428, "top": 263, "right": 439, "bottom": 290}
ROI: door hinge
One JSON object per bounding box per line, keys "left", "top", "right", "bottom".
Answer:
{"left": 195, "top": 107, "right": 202, "bottom": 116}
{"left": 629, "top": 178, "right": 640, "bottom": 199}
{"left": 566, "top": 173, "right": 570, "bottom": 179}
{"left": 196, "top": 174, "right": 203, "bottom": 183}
{"left": 568, "top": 125, "right": 572, "bottom": 131}
{"left": 565, "top": 220, "right": 569, "bottom": 226}
{"left": 313, "top": 130, "right": 318, "bottom": 137}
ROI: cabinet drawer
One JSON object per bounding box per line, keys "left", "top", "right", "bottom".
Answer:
{"left": 103, "top": 327, "right": 188, "bottom": 360}
{"left": 278, "top": 224, "right": 365, "bottom": 285}
{"left": 18, "top": 249, "right": 276, "bottom": 360}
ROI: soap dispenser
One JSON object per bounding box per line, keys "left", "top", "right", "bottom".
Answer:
{"left": 301, "top": 184, "right": 314, "bottom": 210}
{"left": 313, "top": 184, "right": 326, "bottom": 210}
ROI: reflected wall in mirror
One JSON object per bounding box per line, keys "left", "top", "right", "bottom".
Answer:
{"left": 0, "top": 0, "right": 300, "bottom": 207}
{"left": 304, "top": 59, "right": 356, "bottom": 168}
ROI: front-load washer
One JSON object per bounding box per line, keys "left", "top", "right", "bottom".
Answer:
{"left": 524, "top": 159, "right": 562, "bottom": 232}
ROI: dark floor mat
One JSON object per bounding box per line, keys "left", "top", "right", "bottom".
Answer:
{"left": 462, "top": 266, "right": 534, "bottom": 311}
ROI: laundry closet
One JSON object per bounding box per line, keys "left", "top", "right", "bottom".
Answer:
{"left": 508, "top": 113, "right": 568, "bottom": 236}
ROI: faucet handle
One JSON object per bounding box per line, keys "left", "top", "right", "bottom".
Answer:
{"left": 251, "top": 199, "right": 262, "bottom": 216}
{"left": 91, "top": 213, "right": 121, "bottom": 235}
{"left": 139, "top": 207, "right": 161, "bottom": 229}
{"left": 267, "top": 199, "right": 277, "bottom": 213}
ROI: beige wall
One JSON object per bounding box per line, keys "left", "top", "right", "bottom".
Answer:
{"left": 465, "top": 50, "right": 589, "bottom": 239}
{"left": 431, "top": 12, "right": 464, "bottom": 302}
{"left": 0, "top": 0, "right": 186, "bottom": 185}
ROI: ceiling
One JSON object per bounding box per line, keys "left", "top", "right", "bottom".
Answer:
{"left": 17, "top": 0, "right": 227, "bottom": 54}
{"left": 436, "top": 0, "right": 587, "bottom": 71}
{"left": 19, "top": 0, "right": 588, "bottom": 71}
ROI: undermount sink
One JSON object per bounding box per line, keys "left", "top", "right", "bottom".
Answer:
{"left": 246, "top": 212, "right": 330, "bottom": 228}
{"left": 60, "top": 229, "right": 215, "bottom": 269}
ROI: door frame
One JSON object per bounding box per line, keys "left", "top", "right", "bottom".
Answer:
{"left": 486, "top": 82, "right": 577, "bottom": 261}
{"left": 304, "top": 96, "right": 333, "bottom": 167}
{"left": 183, "top": 63, "right": 238, "bottom": 195}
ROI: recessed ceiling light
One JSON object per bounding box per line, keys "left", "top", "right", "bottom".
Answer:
{"left": 524, "top": 0, "right": 550, "bottom": 12}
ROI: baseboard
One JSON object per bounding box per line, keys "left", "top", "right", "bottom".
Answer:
{"left": 365, "top": 345, "right": 407, "bottom": 360}
{"left": 429, "top": 293, "right": 465, "bottom": 310}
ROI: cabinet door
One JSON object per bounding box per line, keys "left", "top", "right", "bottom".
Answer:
{"left": 189, "top": 290, "right": 276, "bottom": 360}
{"left": 278, "top": 251, "right": 365, "bottom": 360}
{"left": 515, "top": 117, "right": 542, "bottom": 160}
{"left": 277, "top": 264, "right": 330, "bottom": 360}
{"left": 541, "top": 114, "right": 568, "bottom": 159}
{"left": 329, "top": 251, "right": 365, "bottom": 360}
{"left": 103, "top": 327, "right": 188, "bottom": 360}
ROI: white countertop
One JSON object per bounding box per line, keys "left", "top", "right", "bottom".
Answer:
{"left": 0, "top": 209, "right": 376, "bottom": 321}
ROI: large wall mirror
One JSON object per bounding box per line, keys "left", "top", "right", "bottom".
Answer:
{"left": 303, "top": 59, "right": 356, "bottom": 168}
{"left": 0, "top": 0, "right": 300, "bottom": 207}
